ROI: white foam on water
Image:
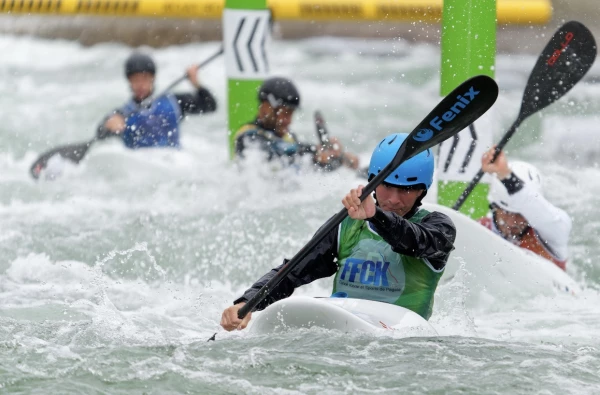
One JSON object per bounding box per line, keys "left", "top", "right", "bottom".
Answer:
{"left": 1, "top": 34, "right": 600, "bottom": 393}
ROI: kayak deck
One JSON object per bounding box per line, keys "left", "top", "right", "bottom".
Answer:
{"left": 248, "top": 296, "right": 438, "bottom": 337}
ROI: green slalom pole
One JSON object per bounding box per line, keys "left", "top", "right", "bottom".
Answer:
{"left": 438, "top": 0, "right": 496, "bottom": 219}
{"left": 223, "top": 0, "right": 270, "bottom": 158}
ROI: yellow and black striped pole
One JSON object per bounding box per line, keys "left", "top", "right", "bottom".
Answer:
{"left": 1, "top": 0, "right": 551, "bottom": 24}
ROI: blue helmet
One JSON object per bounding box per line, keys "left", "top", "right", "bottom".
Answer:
{"left": 368, "top": 133, "right": 434, "bottom": 189}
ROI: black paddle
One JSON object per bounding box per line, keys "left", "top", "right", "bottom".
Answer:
{"left": 314, "top": 110, "right": 333, "bottom": 149}
{"left": 29, "top": 47, "right": 224, "bottom": 180}
{"left": 313, "top": 110, "right": 348, "bottom": 171}
{"left": 314, "top": 110, "right": 369, "bottom": 177}
{"left": 237, "top": 75, "right": 499, "bottom": 320}
{"left": 452, "top": 21, "right": 597, "bottom": 210}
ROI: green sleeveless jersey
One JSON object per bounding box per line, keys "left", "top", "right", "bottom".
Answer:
{"left": 332, "top": 209, "right": 444, "bottom": 320}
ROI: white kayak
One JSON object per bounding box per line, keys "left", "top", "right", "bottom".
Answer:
{"left": 422, "top": 203, "right": 581, "bottom": 303}
{"left": 249, "top": 203, "right": 579, "bottom": 335}
{"left": 248, "top": 296, "right": 437, "bottom": 336}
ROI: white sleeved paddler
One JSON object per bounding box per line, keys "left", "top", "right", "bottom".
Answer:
{"left": 487, "top": 161, "right": 572, "bottom": 264}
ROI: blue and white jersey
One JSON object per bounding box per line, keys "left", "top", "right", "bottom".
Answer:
{"left": 119, "top": 94, "right": 181, "bottom": 149}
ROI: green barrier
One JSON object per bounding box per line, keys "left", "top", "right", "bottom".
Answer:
{"left": 437, "top": 0, "right": 496, "bottom": 219}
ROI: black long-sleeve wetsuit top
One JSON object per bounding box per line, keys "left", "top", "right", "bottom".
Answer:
{"left": 234, "top": 206, "right": 456, "bottom": 311}
{"left": 233, "top": 118, "right": 315, "bottom": 162}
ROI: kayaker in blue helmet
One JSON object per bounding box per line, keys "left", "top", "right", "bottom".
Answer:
{"left": 233, "top": 77, "right": 359, "bottom": 171}
{"left": 221, "top": 133, "right": 456, "bottom": 331}
{"left": 97, "top": 52, "right": 217, "bottom": 149}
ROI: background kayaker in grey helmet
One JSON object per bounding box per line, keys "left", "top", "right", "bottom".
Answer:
{"left": 221, "top": 133, "right": 456, "bottom": 331}
{"left": 97, "top": 52, "right": 217, "bottom": 149}
{"left": 233, "top": 77, "right": 360, "bottom": 171}
{"left": 478, "top": 146, "right": 571, "bottom": 270}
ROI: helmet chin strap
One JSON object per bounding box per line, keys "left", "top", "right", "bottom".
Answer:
{"left": 413, "top": 190, "right": 427, "bottom": 208}
{"left": 407, "top": 190, "right": 427, "bottom": 218}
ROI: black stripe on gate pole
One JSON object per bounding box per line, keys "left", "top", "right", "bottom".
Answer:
{"left": 247, "top": 17, "right": 261, "bottom": 72}
{"left": 459, "top": 124, "right": 478, "bottom": 173}
{"left": 261, "top": 16, "right": 269, "bottom": 72}
{"left": 233, "top": 17, "right": 246, "bottom": 72}
{"left": 443, "top": 134, "right": 459, "bottom": 172}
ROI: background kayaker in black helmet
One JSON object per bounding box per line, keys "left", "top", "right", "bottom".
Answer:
{"left": 233, "top": 77, "right": 360, "bottom": 171}
{"left": 97, "top": 52, "right": 217, "bottom": 149}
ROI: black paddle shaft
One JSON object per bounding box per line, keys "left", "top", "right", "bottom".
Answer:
{"left": 238, "top": 75, "right": 499, "bottom": 319}
{"left": 314, "top": 110, "right": 332, "bottom": 149}
{"left": 29, "top": 47, "right": 224, "bottom": 180}
{"left": 452, "top": 21, "right": 597, "bottom": 211}
{"left": 142, "top": 47, "right": 224, "bottom": 108}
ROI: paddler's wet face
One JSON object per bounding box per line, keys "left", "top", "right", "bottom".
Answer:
{"left": 493, "top": 208, "right": 529, "bottom": 240}
{"left": 128, "top": 72, "right": 155, "bottom": 102}
{"left": 374, "top": 184, "right": 425, "bottom": 217}
{"left": 259, "top": 102, "right": 294, "bottom": 136}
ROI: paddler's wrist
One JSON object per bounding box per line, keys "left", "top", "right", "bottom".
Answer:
{"left": 233, "top": 297, "right": 248, "bottom": 305}
{"left": 497, "top": 169, "right": 512, "bottom": 180}
{"left": 367, "top": 206, "right": 387, "bottom": 224}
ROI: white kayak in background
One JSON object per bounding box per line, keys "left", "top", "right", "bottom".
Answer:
{"left": 422, "top": 203, "right": 581, "bottom": 305}
{"left": 248, "top": 296, "right": 437, "bottom": 337}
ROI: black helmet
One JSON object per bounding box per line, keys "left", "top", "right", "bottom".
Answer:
{"left": 258, "top": 77, "right": 300, "bottom": 109}
{"left": 125, "top": 52, "right": 156, "bottom": 78}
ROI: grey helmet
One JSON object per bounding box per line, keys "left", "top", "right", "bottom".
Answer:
{"left": 258, "top": 77, "right": 300, "bottom": 109}
{"left": 125, "top": 52, "right": 156, "bottom": 78}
